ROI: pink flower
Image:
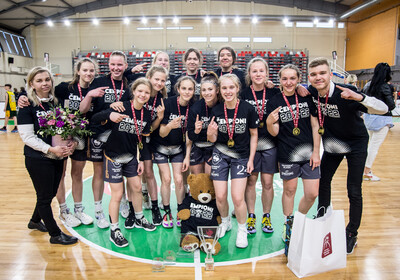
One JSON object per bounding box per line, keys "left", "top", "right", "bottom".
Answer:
{"left": 47, "top": 119, "right": 56, "bottom": 126}
{"left": 68, "top": 114, "right": 76, "bottom": 119}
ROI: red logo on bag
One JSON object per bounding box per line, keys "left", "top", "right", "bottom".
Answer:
{"left": 322, "top": 232, "right": 332, "bottom": 258}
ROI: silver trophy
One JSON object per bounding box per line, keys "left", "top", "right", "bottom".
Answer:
{"left": 197, "top": 226, "right": 221, "bottom": 271}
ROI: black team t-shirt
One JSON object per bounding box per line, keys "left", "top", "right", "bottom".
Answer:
{"left": 266, "top": 93, "right": 317, "bottom": 164}
{"left": 178, "top": 196, "right": 220, "bottom": 235}
{"left": 179, "top": 70, "right": 202, "bottom": 101}
{"left": 215, "top": 68, "right": 246, "bottom": 92}
{"left": 157, "top": 95, "right": 190, "bottom": 148}
{"left": 210, "top": 100, "right": 259, "bottom": 159}
{"left": 17, "top": 101, "right": 56, "bottom": 159}
{"left": 145, "top": 92, "right": 164, "bottom": 150}
{"left": 308, "top": 83, "right": 369, "bottom": 154}
{"left": 187, "top": 98, "right": 220, "bottom": 144}
{"left": 91, "top": 100, "right": 151, "bottom": 163}
{"left": 55, "top": 82, "right": 90, "bottom": 113}
{"left": 88, "top": 75, "right": 131, "bottom": 141}
{"left": 241, "top": 86, "right": 280, "bottom": 151}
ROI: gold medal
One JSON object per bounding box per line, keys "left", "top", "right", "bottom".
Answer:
{"left": 259, "top": 122, "right": 264, "bottom": 128}
{"left": 227, "top": 139, "right": 235, "bottom": 148}
{"left": 183, "top": 134, "right": 186, "bottom": 142}
{"left": 318, "top": 127, "right": 324, "bottom": 135}
{"left": 293, "top": 127, "right": 300, "bottom": 136}
{"left": 138, "top": 142, "right": 143, "bottom": 150}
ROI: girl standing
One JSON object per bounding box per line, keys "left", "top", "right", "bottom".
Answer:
{"left": 207, "top": 74, "right": 258, "bottom": 248}
{"left": 18, "top": 67, "right": 78, "bottom": 245}
{"left": 186, "top": 72, "right": 220, "bottom": 174}
{"left": 91, "top": 78, "right": 155, "bottom": 247}
{"left": 240, "top": 58, "right": 280, "bottom": 234}
{"left": 215, "top": 46, "right": 246, "bottom": 91}
{"left": 180, "top": 48, "right": 203, "bottom": 100}
{"left": 154, "top": 76, "right": 196, "bottom": 228}
{"left": 80, "top": 50, "right": 131, "bottom": 229}
{"left": 266, "top": 64, "right": 321, "bottom": 256}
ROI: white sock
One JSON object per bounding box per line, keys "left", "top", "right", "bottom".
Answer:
{"left": 237, "top": 223, "right": 246, "bottom": 230}
{"left": 135, "top": 211, "right": 143, "bottom": 220}
{"left": 74, "top": 202, "right": 83, "bottom": 212}
{"left": 94, "top": 200, "right": 103, "bottom": 213}
{"left": 59, "top": 203, "right": 68, "bottom": 213}
{"left": 110, "top": 223, "right": 119, "bottom": 231}
{"left": 142, "top": 183, "right": 148, "bottom": 192}
{"left": 221, "top": 216, "right": 230, "bottom": 223}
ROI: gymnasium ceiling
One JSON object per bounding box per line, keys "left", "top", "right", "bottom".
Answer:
{"left": 0, "top": 0, "right": 377, "bottom": 34}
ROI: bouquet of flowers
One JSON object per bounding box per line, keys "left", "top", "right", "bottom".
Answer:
{"left": 38, "top": 105, "right": 92, "bottom": 140}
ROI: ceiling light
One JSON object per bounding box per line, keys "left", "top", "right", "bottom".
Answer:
{"left": 283, "top": 17, "right": 289, "bottom": 24}
{"left": 234, "top": 16, "right": 240, "bottom": 24}
{"left": 329, "top": 19, "right": 334, "bottom": 25}
{"left": 64, "top": 19, "right": 70, "bottom": 26}
{"left": 47, "top": 20, "right": 53, "bottom": 27}
{"left": 173, "top": 17, "right": 179, "bottom": 24}
{"left": 252, "top": 16, "right": 258, "bottom": 24}
{"left": 313, "top": 18, "right": 319, "bottom": 25}
{"left": 92, "top": 18, "right": 99, "bottom": 25}
{"left": 124, "top": 18, "right": 130, "bottom": 25}
{"left": 204, "top": 16, "right": 211, "bottom": 24}
{"left": 220, "top": 17, "right": 226, "bottom": 24}
{"left": 157, "top": 17, "right": 163, "bottom": 24}
{"left": 141, "top": 17, "right": 148, "bottom": 24}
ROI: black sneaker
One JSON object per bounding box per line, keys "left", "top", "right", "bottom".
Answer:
{"left": 110, "top": 228, "right": 128, "bottom": 248}
{"left": 346, "top": 232, "right": 358, "bottom": 254}
{"left": 134, "top": 215, "right": 156, "bottom": 231}
{"left": 152, "top": 208, "right": 162, "bottom": 226}
{"left": 124, "top": 211, "right": 135, "bottom": 229}
{"left": 50, "top": 232, "right": 78, "bottom": 245}
{"left": 28, "top": 220, "right": 48, "bottom": 232}
{"left": 284, "top": 215, "right": 294, "bottom": 256}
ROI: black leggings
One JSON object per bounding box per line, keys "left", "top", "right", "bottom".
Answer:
{"left": 317, "top": 151, "right": 367, "bottom": 235}
{"left": 25, "top": 156, "right": 64, "bottom": 237}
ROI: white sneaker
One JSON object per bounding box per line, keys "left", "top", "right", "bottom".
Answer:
{"left": 218, "top": 217, "right": 232, "bottom": 238}
{"left": 95, "top": 211, "right": 110, "bottom": 229}
{"left": 60, "top": 209, "right": 81, "bottom": 227}
{"left": 236, "top": 227, "right": 248, "bottom": 248}
{"left": 74, "top": 208, "right": 94, "bottom": 225}
{"left": 363, "top": 171, "right": 380, "bottom": 181}
{"left": 119, "top": 199, "right": 130, "bottom": 218}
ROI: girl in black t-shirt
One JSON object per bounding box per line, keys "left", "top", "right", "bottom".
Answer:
{"left": 124, "top": 51, "right": 177, "bottom": 97}
{"left": 179, "top": 48, "right": 203, "bottom": 100}
{"left": 79, "top": 50, "right": 131, "bottom": 230}
{"left": 18, "top": 67, "right": 78, "bottom": 245}
{"left": 186, "top": 72, "right": 220, "bottom": 175}
{"left": 241, "top": 57, "right": 280, "bottom": 235}
{"left": 266, "top": 64, "right": 321, "bottom": 256}
{"left": 207, "top": 74, "right": 258, "bottom": 249}
{"left": 91, "top": 78, "right": 155, "bottom": 247}
{"left": 215, "top": 46, "right": 246, "bottom": 91}
{"left": 156, "top": 76, "right": 196, "bottom": 228}
{"left": 53, "top": 58, "right": 96, "bottom": 228}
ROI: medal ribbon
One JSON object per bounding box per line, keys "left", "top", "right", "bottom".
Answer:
{"left": 250, "top": 85, "right": 266, "bottom": 124}
{"left": 220, "top": 69, "right": 233, "bottom": 76}
{"left": 111, "top": 77, "right": 124, "bottom": 102}
{"left": 317, "top": 93, "right": 329, "bottom": 129}
{"left": 177, "top": 96, "right": 189, "bottom": 137}
{"left": 224, "top": 100, "right": 240, "bottom": 141}
{"left": 281, "top": 91, "right": 299, "bottom": 130}
{"left": 131, "top": 101, "right": 143, "bottom": 147}
{"left": 77, "top": 83, "right": 83, "bottom": 101}
{"left": 186, "top": 70, "right": 198, "bottom": 80}
{"left": 38, "top": 103, "right": 46, "bottom": 112}
{"left": 147, "top": 94, "right": 158, "bottom": 121}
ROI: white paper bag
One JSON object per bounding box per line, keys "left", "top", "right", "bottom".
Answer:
{"left": 287, "top": 207, "right": 347, "bottom": 278}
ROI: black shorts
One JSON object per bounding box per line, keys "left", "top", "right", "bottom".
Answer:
{"left": 210, "top": 148, "right": 249, "bottom": 181}
{"left": 279, "top": 162, "right": 321, "bottom": 180}
{"left": 253, "top": 148, "right": 278, "bottom": 174}
{"left": 70, "top": 136, "right": 87, "bottom": 161}
{"left": 87, "top": 137, "right": 105, "bottom": 162}
{"left": 103, "top": 155, "right": 139, "bottom": 183}
{"left": 190, "top": 144, "right": 213, "bottom": 166}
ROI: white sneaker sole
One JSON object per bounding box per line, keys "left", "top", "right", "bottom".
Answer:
{"left": 109, "top": 237, "right": 129, "bottom": 248}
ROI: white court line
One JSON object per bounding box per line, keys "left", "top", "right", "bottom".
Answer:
{"left": 63, "top": 177, "right": 285, "bottom": 268}
{"left": 194, "top": 250, "right": 202, "bottom": 280}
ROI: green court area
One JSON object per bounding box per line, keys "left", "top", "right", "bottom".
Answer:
{"left": 66, "top": 168, "right": 317, "bottom": 266}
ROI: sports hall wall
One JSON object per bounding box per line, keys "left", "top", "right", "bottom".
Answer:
{"left": 20, "top": 1, "right": 346, "bottom": 79}
{"left": 346, "top": 5, "right": 399, "bottom": 71}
